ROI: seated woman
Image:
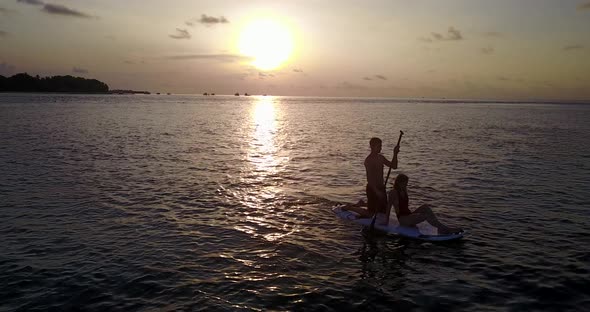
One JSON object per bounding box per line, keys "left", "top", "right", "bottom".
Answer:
{"left": 387, "top": 174, "right": 462, "bottom": 234}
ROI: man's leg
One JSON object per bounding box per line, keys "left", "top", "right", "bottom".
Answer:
{"left": 342, "top": 205, "right": 373, "bottom": 218}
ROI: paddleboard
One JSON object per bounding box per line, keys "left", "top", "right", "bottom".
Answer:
{"left": 332, "top": 205, "right": 464, "bottom": 241}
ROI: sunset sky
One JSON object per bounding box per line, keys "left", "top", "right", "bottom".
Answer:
{"left": 1, "top": 0, "right": 590, "bottom": 100}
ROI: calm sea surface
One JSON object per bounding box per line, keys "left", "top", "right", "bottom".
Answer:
{"left": 1, "top": 94, "right": 589, "bottom": 311}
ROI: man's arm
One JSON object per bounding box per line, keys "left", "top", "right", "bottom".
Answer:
{"left": 382, "top": 145, "right": 400, "bottom": 168}
{"left": 381, "top": 152, "right": 398, "bottom": 169}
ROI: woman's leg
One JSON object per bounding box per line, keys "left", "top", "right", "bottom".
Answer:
{"left": 404, "top": 204, "right": 461, "bottom": 234}
{"left": 398, "top": 213, "right": 428, "bottom": 227}
{"left": 399, "top": 205, "right": 461, "bottom": 234}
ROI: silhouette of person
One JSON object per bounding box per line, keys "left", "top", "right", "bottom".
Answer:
{"left": 344, "top": 137, "right": 399, "bottom": 220}
{"left": 387, "top": 174, "right": 462, "bottom": 234}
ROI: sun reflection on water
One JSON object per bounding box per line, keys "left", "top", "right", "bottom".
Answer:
{"left": 248, "top": 96, "right": 280, "bottom": 175}
{"left": 232, "top": 97, "right": 300, "bottom": 243}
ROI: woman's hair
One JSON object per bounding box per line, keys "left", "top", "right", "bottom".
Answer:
{"left": 393, "top": 173, "right": 409, "bottom": 191}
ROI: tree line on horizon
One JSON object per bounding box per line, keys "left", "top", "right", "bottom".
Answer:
{"left": 0, "top": 73, "right": 109, "bottom": 93}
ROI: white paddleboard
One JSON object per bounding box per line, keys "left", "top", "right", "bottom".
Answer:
{"left": 333, "top": 205, "right": 464, "bottom": 241}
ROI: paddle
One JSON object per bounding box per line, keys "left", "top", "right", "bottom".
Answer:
{"left": 368, "top": 130, "right": 404, "bottom": 232}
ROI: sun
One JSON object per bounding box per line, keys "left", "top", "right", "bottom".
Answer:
{"left": 238, "top": 19, "right": 294, "bottom": 71}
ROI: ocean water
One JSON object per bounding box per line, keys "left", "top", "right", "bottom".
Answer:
{"left": 1, "top": 94, "right": 589, "bottom": 311}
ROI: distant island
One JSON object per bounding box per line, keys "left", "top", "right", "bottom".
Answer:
{"left": 0, "top": 73, "right": 109, "bottom": 93}
{"left": 109, "top": 89, "right": 150, "bottom": 95}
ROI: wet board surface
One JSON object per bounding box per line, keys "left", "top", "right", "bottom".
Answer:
{"left": 333, "top": 205, "right": 465, "bottom": 241}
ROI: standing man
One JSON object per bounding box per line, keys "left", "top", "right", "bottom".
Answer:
{"left": 365, "top": 137, "right": 399, "bottom": 217}
{"left": 343, "top": 137, "right": 399, "bottom": 218}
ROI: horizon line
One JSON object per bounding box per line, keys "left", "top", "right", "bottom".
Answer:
{"left": 2, "top": 91, "right": 589, "bottom": 104}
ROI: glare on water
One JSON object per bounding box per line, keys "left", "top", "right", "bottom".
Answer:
{"left": 248, "top": 96, "right": 280, "bottom": 175}
{"left": 234, "top": 96, "right": 298, "bottom": 242}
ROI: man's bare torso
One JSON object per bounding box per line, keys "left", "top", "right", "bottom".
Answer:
{"left": 364, "top": 153, "right": 384, "bottom": 188}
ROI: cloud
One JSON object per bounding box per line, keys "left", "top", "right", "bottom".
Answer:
{"left": 335, "top": 81, "right": 368, "bottom": 90}
{"left": 72, "top": 66, "right": 88, "bottom": 74}
{"left": 169, "top": 28, "right": 191, "bottom": 39}
{"left": 446, "top": 27, "right": 463, "bottom": 40}
{"left": 481, "top": 46, "right": 495, "bottom": 54}
{"left": 17, "top": 1, "right": 95, "bottom": 18}
{"left": 17, "top": 0, "right": 44, "bottom": 6}
{"left": 495, "top": 76, "right": 524, "bottom": 83}
{"left": 227, "top": 72, "right": 249, "bottom": 80}
{"left": 165, "top": 53, "right": 251, "bottom": 62}
{"left": 423, "top": 26, "right": 464, "bottom": 42}
{"left": 123, "top": 59, "right": 145, "bottom": 65}
{"left": 563, "top": 44, "right": 584, "bottom": 51}
{"left": 431, "top": 32, "right": 444, "bottom": 40}
{"left": 42, "top": 4, "right": 93, "bottom": 18}
{"left": 0, "top": 62, "right": 16, "bottom": 76}
{"left": 577, "top": 2, "right": 590, "bottom": 10}
{"left": 258, "top": 72, "right": 275, "bottom": 79}
{"left": 363, "top": 75, "right": 388, "bottom": 81}
{"left": 184, "top": 14, "right": 229, "bottom": 27}
{"left": 199, "top": 14, "right": 229, "bottom": 25}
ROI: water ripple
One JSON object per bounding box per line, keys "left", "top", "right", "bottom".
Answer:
{"left": 1, "top": 95, "right": 589, "bottom": 311}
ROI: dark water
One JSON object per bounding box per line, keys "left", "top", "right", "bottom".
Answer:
{"left": 1, "top": 94, "right": 589, "bottom": 311}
